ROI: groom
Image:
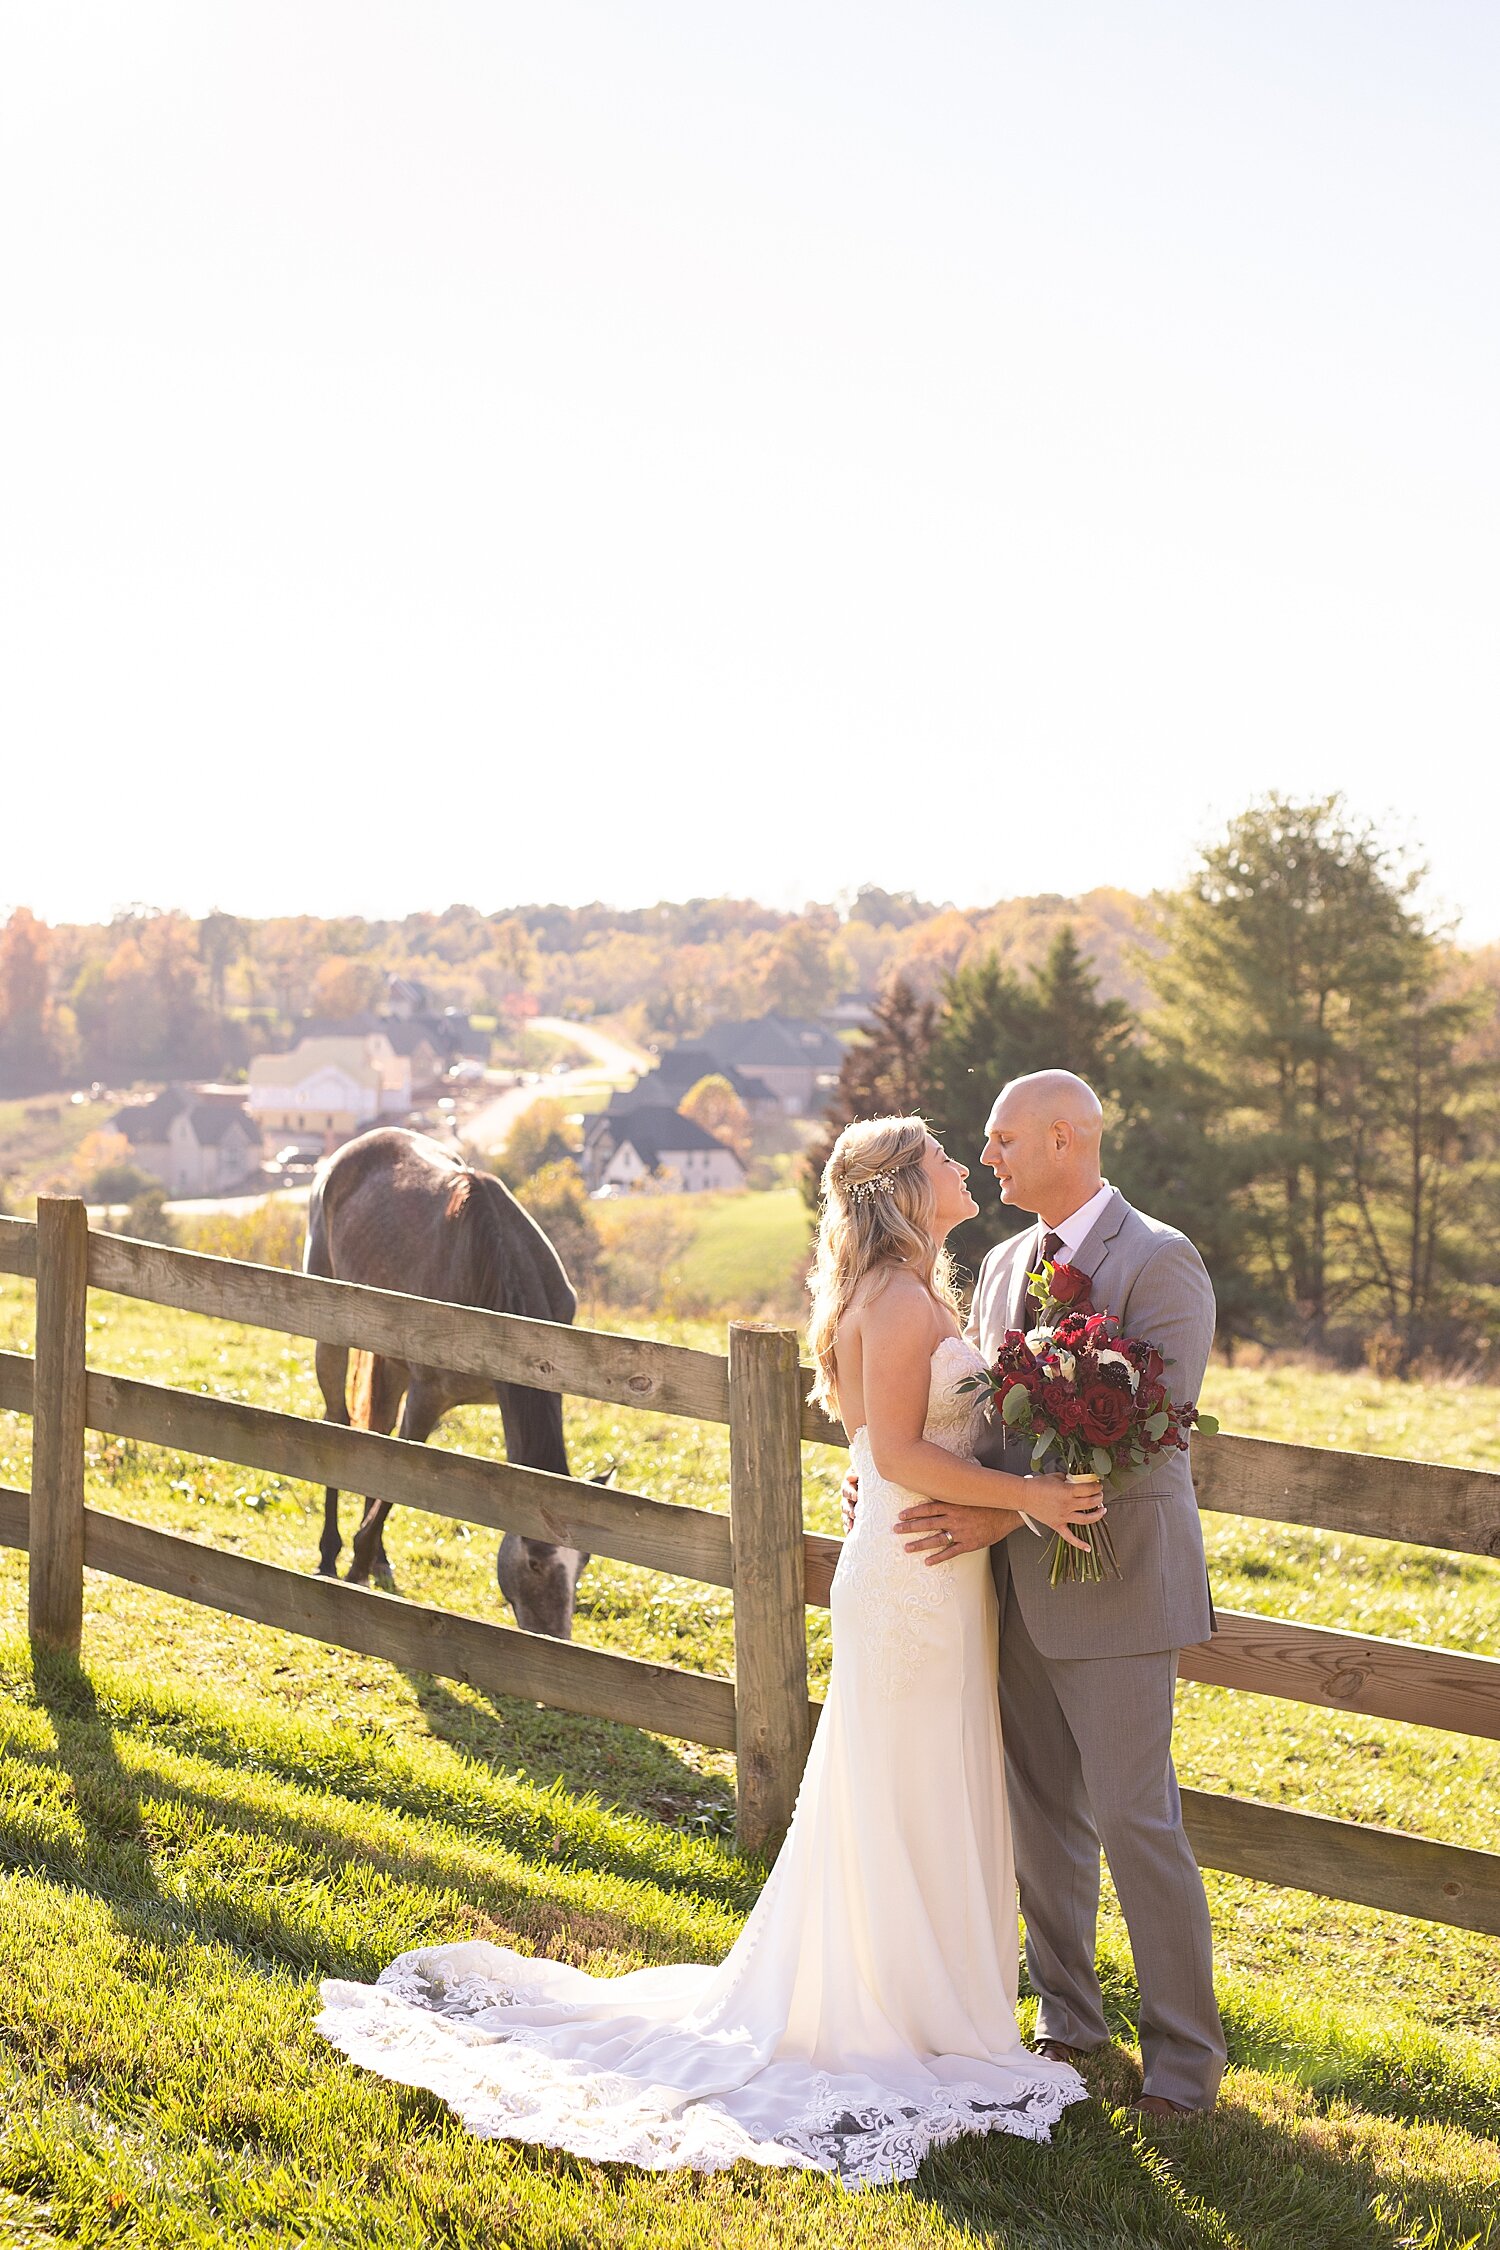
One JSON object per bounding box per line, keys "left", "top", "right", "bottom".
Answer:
{"left": 850, "top": 1070, "right": 1227, "bottom": 2116}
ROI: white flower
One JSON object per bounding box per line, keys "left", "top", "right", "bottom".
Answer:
{"left": 1094, "top": 1347, "right": 1139, "bottom": 1391}
{"left": 1025, "top": 1327, "right": 1054, "bottom": 1354}
{"left": 1050, "top": 1349, "right": 1077, "bottom": 1382}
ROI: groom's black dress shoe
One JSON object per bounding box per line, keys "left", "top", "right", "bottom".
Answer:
{"left": 1032, "top": 2040, "right": 1083, "bottom": 2067}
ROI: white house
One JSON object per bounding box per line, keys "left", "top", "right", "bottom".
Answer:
{"left": 247, "top": 1033, "right": 412, "bottom": 1152}
{"left": 583, "top": 1106, "right": 746, "bottom": 1195}
{"left": 111, "top": 1087, "right": 263, "bottom": 1197}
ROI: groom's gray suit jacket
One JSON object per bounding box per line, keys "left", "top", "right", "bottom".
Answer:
{"left": 970, "top": 1188, "right": 1216, "bottom": 1659}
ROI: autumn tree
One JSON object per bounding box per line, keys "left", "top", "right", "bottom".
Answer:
{"left": 679, "top": 1074, "right": 752, "bottom": 1163}
{"left": 515, "top": 1161, "right": 600, "bottom": 1294}
{"left": 72, "top": 911, "right": 217, "bottom": 1079}
{"left": 311, "top": 955, "right": 384, "bottom": 1019}
{"left": 0, "top": 908, "right": 60, "bottom": 1091}
{"left": 494, "top": 1098, "right": 579, "bottom": 1187}
{"left": 754, "top": 917, "right": 837, "bottom": 1019}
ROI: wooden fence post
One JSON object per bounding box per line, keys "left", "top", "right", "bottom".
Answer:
{"left": 29, "top": 1196, "right": 89, "bottom": 1653}
{"left": 728, "top": 1321, "right": 810, "bottom": 1857}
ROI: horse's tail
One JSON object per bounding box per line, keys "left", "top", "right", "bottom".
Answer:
{"left": 347, "top": 1351, "right": 374, "bottom": 1429}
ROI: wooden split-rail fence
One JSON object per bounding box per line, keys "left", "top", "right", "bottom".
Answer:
{"left": 1, "top": 1197, "right": 1498, "bottom": 1930}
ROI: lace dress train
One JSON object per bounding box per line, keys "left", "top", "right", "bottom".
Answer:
{"left": 316, "top": 1336, "right": 1086, "bottom": 2189}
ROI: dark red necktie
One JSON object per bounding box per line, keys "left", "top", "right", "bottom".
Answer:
{"left": 1039, "top": 1229, "right": 1064, "bottom": 1266}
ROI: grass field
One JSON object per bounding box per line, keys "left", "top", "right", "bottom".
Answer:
{"left": 588, "top": 1186, "right": 813, "bottom": 1321}
{"left": 1, "top": 1273, "right": 1498, "bottom": 2246}
{"left": 0, "top": 1096, "right": 114, "bottom": 1201}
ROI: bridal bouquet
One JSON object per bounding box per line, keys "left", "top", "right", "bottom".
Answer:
{"left": 961, "top": 1257, "right": 1219, "bottom": 1585}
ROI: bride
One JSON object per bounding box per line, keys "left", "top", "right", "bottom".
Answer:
{"left": 316, "top": 1115, "right": 1105, "bottom": 2189}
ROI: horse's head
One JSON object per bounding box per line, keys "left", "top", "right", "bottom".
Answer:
{"left": 495, "top": 1469, "right": 612, "bottom": 1639}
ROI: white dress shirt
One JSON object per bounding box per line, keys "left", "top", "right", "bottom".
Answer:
{"left": 1041, "top": 1179, "right": 1114, "bottom": 1266}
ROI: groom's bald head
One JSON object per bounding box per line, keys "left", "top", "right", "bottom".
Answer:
{"left": 981, "top": 1071, "right": 1105, "bottom": 1223}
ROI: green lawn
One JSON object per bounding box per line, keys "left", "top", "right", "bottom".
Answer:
{"left": 0, "top": 1096, "right": 114, "bottom": 1202}
{"left": 0, "top": 1274, "right": 1498, "bottom": 2246}
{"left": 589, "top": 1187, "right": 813, "bottom": 1321}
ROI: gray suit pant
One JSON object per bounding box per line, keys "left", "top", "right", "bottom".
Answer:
{"left": 999, "top": 1582, "right": 1227, "bottom": 2109}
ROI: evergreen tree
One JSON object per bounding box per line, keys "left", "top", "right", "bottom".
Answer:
{"left": 922, "top": 930, "right": 1137, "bottom": 1277}
{"left": 802, "top": 977, "right": 937, "bottom": 1205}
{"left": 1147, "top": 794, "right": 1494, "bottom": 1350}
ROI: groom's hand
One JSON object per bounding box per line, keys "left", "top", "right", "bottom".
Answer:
{"left": 841, "top": 1468, "right": 860, "bottom": 1536}
{"left": 895, "top": 1501, "right": 1012, "bottom": 1563}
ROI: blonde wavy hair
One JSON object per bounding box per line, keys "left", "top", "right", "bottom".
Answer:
{"left": 806, "top": 1114, "right": 963, "bottom": 1416}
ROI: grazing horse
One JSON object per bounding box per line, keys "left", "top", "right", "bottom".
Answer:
{"left": 304, "top": 1126, "right": 591, "bottom": 1637}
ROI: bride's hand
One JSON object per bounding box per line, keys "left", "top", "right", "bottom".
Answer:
{"left": 1022, "top": 1476, "right": 1107, "bottom": 1553}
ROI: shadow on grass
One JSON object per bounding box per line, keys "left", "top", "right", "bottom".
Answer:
{"left": 910, "top": 2048, "right": 1496, "bottom": 2250}
{"left": 0, "top": 1661, "right": 758, "bottom": 1914}
{"left": 28, "top": 1645, "right": 159, "bottom": 1905}
{"left": 0, "top": 1708, "right": 744, "bottom": 1988}
{"left": 406, "top": 1670, "right": 737, "bottom": 1837}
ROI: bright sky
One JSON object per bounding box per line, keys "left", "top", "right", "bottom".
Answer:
{"left": 3, "top": 3, "right": 1497, "bottom": 937}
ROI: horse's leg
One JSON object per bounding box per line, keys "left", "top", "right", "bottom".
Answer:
{"left": 314, "top": 1343, "right": 351, "bottom": 1575}
{"left": 346, "top": 1357, "right": 409, "bottom": 1589}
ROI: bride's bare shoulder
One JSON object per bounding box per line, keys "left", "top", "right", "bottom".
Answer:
{"left": 857, "top": 1268, "right": 947, "bottom": 1342}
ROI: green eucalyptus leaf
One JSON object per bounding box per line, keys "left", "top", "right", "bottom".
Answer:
{"left": 1091, "top": 1445, "right": 1113, "bottom": 1481}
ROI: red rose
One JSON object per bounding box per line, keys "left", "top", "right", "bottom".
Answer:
{"left": 1048, "top": 1261, "right": 1093, "bottom": 1308}
{"left": 1079, "top": 1380, "right": 1132, "bottom": 1446}
{"left": 1038, "top": 1378, "right": 1084, "bottom": 1434}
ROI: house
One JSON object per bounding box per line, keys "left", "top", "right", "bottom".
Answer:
{"left": 298, "top": 1011, "right": 473, "bottom": 1095}
{"left": 246, "top": 1033, "right": 412, "bottom": 1153}
{"left": 384, "top": 974, "right": 429, "bottom": 1019}
{"left": 582, "top": 1106, "right": 746, "bottom": 1195}
{"left": 695, "top": 1014, "right": 846, "bottom": 1116}
{"left": 605, "top": 1048, "right": 778, "bottom": 1122}
{"left": 379, "top": 977, "right": 489, "bottom": 1061}
{"left": 825, "top": 990, "right": 881, "bottom": 1032}
{"left": 110, "top": 1086, "right": 263, "bottom": 1198}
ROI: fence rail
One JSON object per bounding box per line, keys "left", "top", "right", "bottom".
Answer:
{"left": 0, "top": 1201, "right": 1498, "bottom": 1922}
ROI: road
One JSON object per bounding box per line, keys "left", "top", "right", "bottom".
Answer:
{"left": 461, "top": 1016, "right": 649, "bottom": 1157}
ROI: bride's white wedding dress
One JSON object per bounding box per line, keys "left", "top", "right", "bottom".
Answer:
{"left": 316, "top": 1336, "right": 1087, "bottom": 2189}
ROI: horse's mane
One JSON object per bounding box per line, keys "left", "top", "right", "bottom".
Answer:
{"left": 446, "top": 1168, "right": 574, "bottom": 1323}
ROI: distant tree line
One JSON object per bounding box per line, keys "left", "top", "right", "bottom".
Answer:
{"left": 810, "top": 798, "right": 1499, "bottom": 1368}
{"left": 0, "top": 884, "right": 1159, "bottom": 1094}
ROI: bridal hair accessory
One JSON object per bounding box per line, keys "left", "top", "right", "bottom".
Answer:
{"left": 847, "top": 1165, "right": 912, "bottom": 1203}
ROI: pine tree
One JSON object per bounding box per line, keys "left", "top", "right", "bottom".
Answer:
{"left": 801, "top": 978, "right": 937, "bottom": 1205}
{"left": 922, "top": 930, "right": 1138, "bottom": 1277}
{"left": 1145, "top": 794, "right": 1494, "bottom": 1350}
